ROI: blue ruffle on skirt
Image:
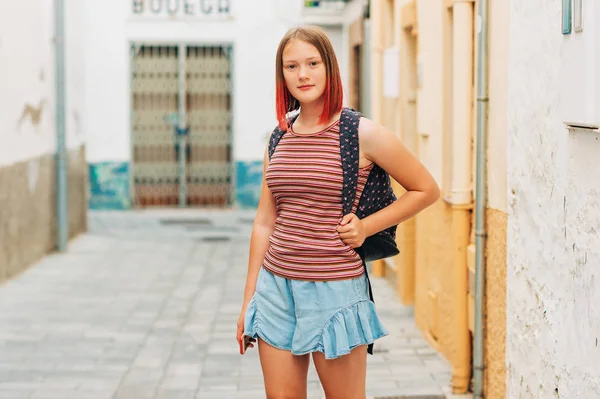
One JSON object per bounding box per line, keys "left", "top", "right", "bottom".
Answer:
{"left": 312, "top": 299, "right": 387, "bottom": 359}
{"left": 243, "top": 295, "right": 388, "bottom": 359}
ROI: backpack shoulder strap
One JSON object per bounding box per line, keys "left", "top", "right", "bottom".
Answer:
{"left": 268, "top": 112, "right": 300, "bottom": 160}
{"left": 339, "top": 107, "right": 362, "bottom": 215}
{"left": 268, "top": 126, "right": 285, "bottom": 161}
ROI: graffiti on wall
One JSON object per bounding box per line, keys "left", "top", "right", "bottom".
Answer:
{"left": 17, "top": 99, "right": 46, "bottom": 130}
{"left": 16, "top": 71, "right": 48, "bottom": 132}
{"left": 88, "top": 162, "right": 131, "bottom": 210}
{"left": 235, "top": 161, "right": 263, "bottom": 209}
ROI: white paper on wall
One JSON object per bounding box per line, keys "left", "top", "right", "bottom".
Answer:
{"left": 383, "top": 46, "right": 400, "bottom": 98}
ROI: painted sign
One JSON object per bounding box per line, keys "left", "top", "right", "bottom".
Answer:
{"left": 132, "top": 0, "right": 231, "bottom": 18}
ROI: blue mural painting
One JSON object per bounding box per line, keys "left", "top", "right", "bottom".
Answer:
{"left": 235, "top": 160, "right": 263, "bottom": 209}
{"left": 88, "top": 162, "right": 131, "bottom": 210}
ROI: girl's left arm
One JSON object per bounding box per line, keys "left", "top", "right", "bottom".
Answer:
{"left": 358, "top": 117, "right": 440, "bottom": 237}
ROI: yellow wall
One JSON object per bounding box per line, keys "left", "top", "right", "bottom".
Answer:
{"left": 414, "top": 201, "right": 454, "bottom": 350}
{"left": 367, "top": 0, "right": 509, "bottom": 395}
{"left": 393, "top": 0, "right": 419, "bottom": 304}
{"left": 347, "top": 18, "right": 364, "bottom": 111}
{"left": 413, "top": 1, "right": 471, "bottom": 391}
{"left": 370, "top": 0, "right": 457, "bottom": 357}
{"left": 485, "top": 209, "right": 507, "bottom": 399}
{"left": 483, "top": 0, "right": 509, "bottom": 396}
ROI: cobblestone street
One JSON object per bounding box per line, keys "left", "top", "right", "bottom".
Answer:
{"left": 0, "top": 210, "right": 452, "bottom": 399}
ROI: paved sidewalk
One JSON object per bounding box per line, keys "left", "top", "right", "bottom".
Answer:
{"left": 0, "top": 210, "right": 451, "bottom": 399}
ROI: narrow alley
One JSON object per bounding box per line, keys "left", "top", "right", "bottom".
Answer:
{"left": 0, "top": 211, "right": 452, "bottom": 399}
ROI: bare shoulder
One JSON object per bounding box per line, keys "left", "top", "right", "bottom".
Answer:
{"left": 356, "top": 116, "right": 439, "bottom": 199}
{"left": 358, "top": 116, "right": 394, "bottom": 139}
{"left": 357, "top": 117, "right": 399, "bottom": 159}
{"left": 357, "top": 116, "right": 379, "bottom": 136}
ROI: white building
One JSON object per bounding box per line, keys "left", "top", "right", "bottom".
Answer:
{"left": 0, "top": 0, "right": 87, "bottom": 280}
{"left": 84, "top": 0, "right": 368, "bottom": 209}
{"left": 506, "top": 0, "right": 600, "bottom": 397}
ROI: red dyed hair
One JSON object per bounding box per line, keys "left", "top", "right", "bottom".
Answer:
{"left": 275, "top": 26, "right": 343, "bottom": 130}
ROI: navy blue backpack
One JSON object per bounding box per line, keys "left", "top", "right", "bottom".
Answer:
{"left": 268, "top": 107, "right": 399, "bottom": 262}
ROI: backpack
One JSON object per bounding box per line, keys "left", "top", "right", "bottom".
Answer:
{"left": 268, "top": 107, "right": 399, "bottom": 262}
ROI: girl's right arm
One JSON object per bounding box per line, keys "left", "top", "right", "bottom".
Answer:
{"left": 240, "top": 146, "right": 278, "bottom": 310}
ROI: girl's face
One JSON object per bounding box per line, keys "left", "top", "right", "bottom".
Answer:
{"left": 282, "top": 39, "right": 327, "bottom": 106}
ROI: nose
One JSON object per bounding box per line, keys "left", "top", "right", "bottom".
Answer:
{"left": 298, "top": 65, "right": 309, "bottom": 80}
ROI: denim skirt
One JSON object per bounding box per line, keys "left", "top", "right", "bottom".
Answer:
{"left": 243, "top": 266, "right": 388, "bottom": 360}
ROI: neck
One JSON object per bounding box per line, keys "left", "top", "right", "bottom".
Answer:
{"left": 297, "top": 99, "right": 326, "bottom": 127}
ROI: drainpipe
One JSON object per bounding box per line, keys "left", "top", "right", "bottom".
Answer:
{"left": 55, "top": 0, "right": 68, "bottom": 251}
{"left": 473, "top": 0, "right": 489, "bottom": 396}
{"left": 450, "top": 0, "right": 474, "bottom": 393}
{"left": 177, "top": 43, "right": 187, "bottom": 207}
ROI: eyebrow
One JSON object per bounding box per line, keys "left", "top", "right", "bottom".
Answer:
{"left": 283, "top": 56, "right": 320, "bottom": 63}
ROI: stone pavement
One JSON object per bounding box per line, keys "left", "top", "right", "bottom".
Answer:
{"left": 0, "top": 210, "right": 452, "bottom": 399}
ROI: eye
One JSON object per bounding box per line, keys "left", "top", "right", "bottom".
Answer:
{"left": 309, "top": 61, "right": 319, "bottom": 67}
{"left": 285, "top": 64, "right": 296, "bottom": 70}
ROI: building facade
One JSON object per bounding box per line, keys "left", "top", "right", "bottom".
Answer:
{"left": 366, "top": 0, "right": 507, "bottom": 394}
{"left": 506, "top": 0, "right": 600, "bottom": 397}
{"left": 0, "top": 0, "right": 88, "bottom": 283}
{"left": 84, "top": 0, "right": 367, "bottom": 210}
{"left": 366, "top": 0, "right": 600, "bottom": 398}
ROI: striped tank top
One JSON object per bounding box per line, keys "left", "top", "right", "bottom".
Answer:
{"left": 263, "top": 119, "right": 374, "bottom": 281}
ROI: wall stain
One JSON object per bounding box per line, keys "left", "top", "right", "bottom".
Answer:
{"left": 564, "top": 196, "right": 567, "bottom": 240}
{"left": 73, "top": 110, "right": 81, "bottom": 135}
{"left": 17, "top": 99, "right": 46, "bottom": 129}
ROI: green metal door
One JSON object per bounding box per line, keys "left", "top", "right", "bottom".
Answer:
{"left": 130, "top": 44, "right": 233, "bottom": 207}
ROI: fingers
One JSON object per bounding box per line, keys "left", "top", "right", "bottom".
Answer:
{"left": 236, "top": 323, "right": 243, "bottom": 345}
{"left": 337, "top": 225, "right": 351, "bottom": 234}
{"left": 339, "top": 213, "right": 357, "bottom": 226}
{"left": 337, "top": 214, "right": 357, "bottom": 233}
{"left": 339, "top": 233, "right": 359, "bottom": 247}
{"left": 339, "top": 225, "right": 363, "bottom": 248}
{"left": 338, "top": 231, "right": 358, "bottom": 239}
{"left": 338, "top": 214, "right": 361, "bottom": 247}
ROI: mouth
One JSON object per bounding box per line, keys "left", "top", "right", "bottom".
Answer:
{"left": 298, "top": 85, "right": 314, "bottom": 90}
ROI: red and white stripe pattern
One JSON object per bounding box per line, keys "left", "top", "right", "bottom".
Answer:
{"left": 263, "top": 120, "right": 374, "bottom": 281}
